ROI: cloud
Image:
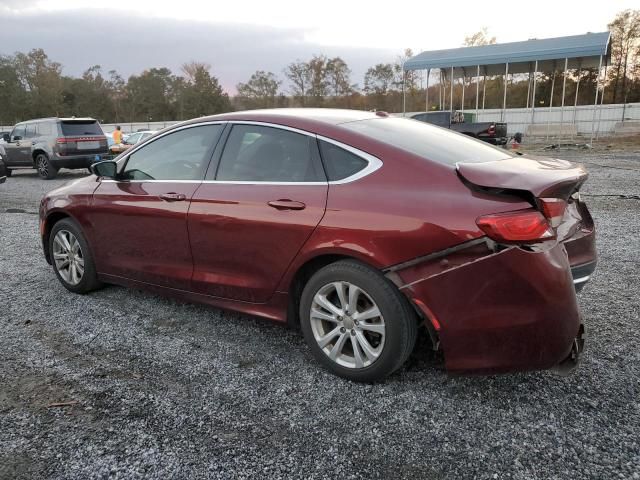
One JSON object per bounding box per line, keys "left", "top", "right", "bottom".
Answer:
{"left": 0, "top": 10, "right": 398, "bottom": 93}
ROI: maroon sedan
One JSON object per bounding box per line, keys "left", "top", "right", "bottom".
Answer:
{"left": 39, "top": 109, "right": 596, "bottom": 382}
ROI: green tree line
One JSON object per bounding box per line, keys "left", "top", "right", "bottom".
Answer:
{"left": 1, "top": 9, "right": 637, "bottom": 125}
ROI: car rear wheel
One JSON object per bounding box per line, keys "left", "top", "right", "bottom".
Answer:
{"left": 36, "top": 153, "right": 57, "bottom": 180}
{"left": 49, "top": 218, "right": 102, "bottom": 294}
{"left": 300, "top": 260, "right": 417, "bottom": 382}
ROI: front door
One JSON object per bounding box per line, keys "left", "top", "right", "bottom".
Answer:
{"left": 90, "top": 123, "right": 224, "bottom": 290}
{"left": 4, "top": 124, "right": 31, "bottom": 166}
{"left": 188, "top": 123, "right": 328, "bottom": 303}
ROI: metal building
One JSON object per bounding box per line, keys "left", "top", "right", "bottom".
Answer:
{"left": 403, "top": 32, "right": 611, "bottom": 142}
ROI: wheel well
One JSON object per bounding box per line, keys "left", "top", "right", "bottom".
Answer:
{"left": 42, "top": 212, "right": 70, "bottom": 263}
{"left": 286, "top": 254, "right": 351, "bottom": 329}
{"left": 32, "top": 149, "right": 47, "bottom": 166}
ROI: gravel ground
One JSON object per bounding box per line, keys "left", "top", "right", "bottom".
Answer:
{"left": 1, "top": 156, "right": 639, "bottom": 480}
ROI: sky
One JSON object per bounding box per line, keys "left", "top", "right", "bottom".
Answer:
{"left": 0, "top": 0, "right": 636, "bottom": 93}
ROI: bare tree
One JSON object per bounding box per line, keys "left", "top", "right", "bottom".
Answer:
{"left": 608, "top": 10, "right": 640, "bottom": 103}
{"left": 181, "top": 61, "right": 212, "bottom": 83}
{"left": 236, "top": 70, "right": 281, "bottom": 109}
{"left": 463, "top": 28, "right": 497, "bottom": 47}
{"left": 284, "top": 60, "right": 311, "bottom": 106}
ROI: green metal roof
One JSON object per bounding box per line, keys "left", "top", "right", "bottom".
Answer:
{"left": 404, "top": 32, "right": 611, "bottom": 75}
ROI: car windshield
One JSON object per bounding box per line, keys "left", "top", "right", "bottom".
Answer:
{"left": 60, "top": 121, "right": 103, "bottom": 136}
{"left": 341, "top": 117, "right": 513, "bottom": 166}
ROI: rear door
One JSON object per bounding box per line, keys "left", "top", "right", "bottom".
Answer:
{"left": 188, "top": 123, "right": 328, "bottom": 302}
{"left": 90, "top": 123, "right": 224, "bottom": 289}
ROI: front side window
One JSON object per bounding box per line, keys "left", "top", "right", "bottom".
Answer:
{"left": 216, "top": 125, "right": 325, "bottom": 182}
{"left": 121, "top": 124, "right": 222, "bottom": 181}
{"left": 11, "top": 124, "right": 26, "bottom": 141}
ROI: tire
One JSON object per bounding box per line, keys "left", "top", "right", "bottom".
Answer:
{"left": 36, "top": 153, "right": 57, "bottom": 179}
{"left": 49, "top": 218, "right": 102, "bottom": 294}
{"left": 5, "top": 169, "right": 12, "bottom": 177}
{"left": 300, "top": 260, "right": 417, "bottom": 382}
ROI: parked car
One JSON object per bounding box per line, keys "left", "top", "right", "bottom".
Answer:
{"left": 2, "top": 118, "right": 109, "bottom": 179}
{"left": 409, "top": 111, "right": 508, "bottom": 145}
{"left": 39, "top": 109, "right": 596, "bottom": 382}
{"left": 109, "top": 130, "right": 156, "bottom": 155}
{"left": 0, "top": 146, "right": 7, "bottom": 183}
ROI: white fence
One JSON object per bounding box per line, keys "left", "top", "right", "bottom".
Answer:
{"left": 2, "top": 103, "right": 639, "bottom": 138}
{"left": 472, "top": 102, "right": 640, "bottom": 136}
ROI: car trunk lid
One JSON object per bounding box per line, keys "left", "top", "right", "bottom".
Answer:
{"left": 458, "top": 155, "right": 589, "bottom": 245}
{"left": 457, "top": 154, "right": 587, "bottom": 200}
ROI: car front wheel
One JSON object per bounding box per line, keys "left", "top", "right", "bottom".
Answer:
{"left": 49, "top": 218, "right": 102, "bottom": 293}
{"left": 300, "top": 260, "right": 417, "bottom": 382}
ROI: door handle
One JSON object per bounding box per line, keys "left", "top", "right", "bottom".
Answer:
{"left": 159, "top": 192, "right": 187, "bottom": 202}
{"left": 267, "top": 199, "right": 306, "bottom": 210}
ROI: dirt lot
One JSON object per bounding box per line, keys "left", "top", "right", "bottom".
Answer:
{"left": 0, "top": 151, "right": 639, "bottom": 479}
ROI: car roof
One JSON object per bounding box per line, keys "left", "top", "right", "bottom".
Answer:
{"left": 15, "top": 117, "right": 97, "bottom": 125}
{"left": 193, "top": 108, "right": 381, "bottom": 127}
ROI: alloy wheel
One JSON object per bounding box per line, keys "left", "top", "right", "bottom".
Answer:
{"left": 310, "top": 281, "right": 386, "bottom": 369}
{"left": 52, "top": 230, "right": 85, "bottom": 285}
{"left": 37, "top": 156, "right": 48, "bottom": 177}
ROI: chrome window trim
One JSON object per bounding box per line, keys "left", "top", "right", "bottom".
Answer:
{"left": 315, "top": 134, "right": 382, "bottom": 185}
{"left": 216, "top": 121, "right": 382, "bottom": 185}
{"left": 108, "top": 119, "right": 383, "bottom": 186}
{"left": 115, "top": 120, "right": 228, "bottom": 165}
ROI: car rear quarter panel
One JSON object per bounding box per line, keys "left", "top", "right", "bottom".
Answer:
{"left": 398, "top": 242, "right": 581, "bottom": 372}
{"left": 277, "top": 138, "right": 532, "bottom": 293}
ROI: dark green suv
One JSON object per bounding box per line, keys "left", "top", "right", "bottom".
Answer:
{"left": 2, "top": 117, "right": 109, "bottom": 179}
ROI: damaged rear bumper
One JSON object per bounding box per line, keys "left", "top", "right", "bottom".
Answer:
{"left": 387, "top": 240, "right": 583, "bottom": 374}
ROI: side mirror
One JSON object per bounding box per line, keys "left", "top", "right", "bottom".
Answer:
{"left": 91, "top": 160, "right": 118, "bottom": 179}
{"left": 2, "top": 134, "right": 9, "bottom": 142}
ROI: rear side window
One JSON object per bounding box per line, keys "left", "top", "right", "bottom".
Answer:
{"left": 342, "top": 117, "right": 513, "bottom": 166}
{"left": 216, "top": 125, "right": 325, "bottom": 182}
{"left": 318, "top": 140, "right": 368, "bottom": 181}
{"left": 37, "top": 122, "right": 55, "bottom": 136}
{"left": 60, "top": 121, "right": 103, "bottom": 136}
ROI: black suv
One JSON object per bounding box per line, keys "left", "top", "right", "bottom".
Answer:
{"left": 2, "top": 117, "right": 109, "bottom": 179}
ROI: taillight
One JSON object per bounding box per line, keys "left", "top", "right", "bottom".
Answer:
{"left": 487, "top": 125, "right": 496, "bottom": 137}
{"left": 539, "top": 198, "right": 567, "bottom": 227}
{"left": 476, "top": 209, "right": 554, "bottom": 244}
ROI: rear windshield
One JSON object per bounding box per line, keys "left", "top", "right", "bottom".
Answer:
{"left": 60, "top": 121, "right": 103, "bottom": 136}
{"left": 341, "top": 117, "right": 513, "bottom": 166}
